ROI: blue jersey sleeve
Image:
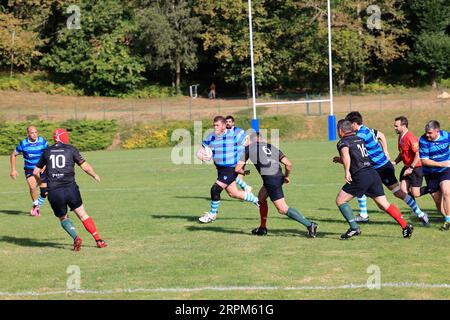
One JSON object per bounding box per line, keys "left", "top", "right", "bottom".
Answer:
{"left": 419, "top": 137, "right": 429, "bottom": 159}
{"left": 202, "top": 133, "right": 214, "bottom": 147}
{"left": 15, "top": 141, "right": 23, "bottom": 154}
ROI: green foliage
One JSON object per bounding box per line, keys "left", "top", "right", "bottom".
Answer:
{"left": 40, "top": 1, "right": 145, "bottom": 96}
{"left": 409, "top": 33, "right": 450, "bottom": 82}
{"left": 0, "top": 72, "right": 83, "bottom": 95}
{"left": 0, "top": 120, "right": 117, "bottom": 155}
{"left": 135, "top": 0, "right": 202, "bottom": 90}
{"left": 362, "top": 82, "right": 408, "bottom": 94}
{"left": 439, "top": 78, "right": 450, "bottom": 89}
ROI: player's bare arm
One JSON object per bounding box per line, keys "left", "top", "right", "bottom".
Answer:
{"left": 404, "top": 152, "right": 421, "bottom": 175}
{"left": 333, "top": 156, "right": 343, "bottom": 164}
{"left": 281, "top": 157, "right": 292, "bottom": 184}
{"left": 80, "top": 162, "right": 101, "bottom": 182}
{"left": 10, "top": 151, "right": 19, "bottom": 180}
{"left": 339, "top": 146, "right": 352, "bottom": 184}
{"left": 235, "top": 160, "right": 246, "bottom": 175}
{"left": 421, "top": 158, "right": 450, "bottom": 168}
{"left": 377, "top": 131, "right": 390, "bottom": 160}
{"left": 392, "top": 152, "right": 402, "bottom": 166}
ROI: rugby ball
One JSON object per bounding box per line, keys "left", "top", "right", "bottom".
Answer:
{"left": 196, "top": 146, "right": 213, "bottom": 161}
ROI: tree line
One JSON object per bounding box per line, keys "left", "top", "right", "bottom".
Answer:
{"left": 0, "top": 0, "right": 449, "bottom": 96}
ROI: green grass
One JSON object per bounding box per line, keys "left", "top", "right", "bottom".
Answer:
{"left": 0, "top": 141, "right": 449, "bottom": 300}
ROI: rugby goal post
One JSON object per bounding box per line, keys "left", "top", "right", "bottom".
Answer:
{"left": 247, "top": 0, "right": 336, "bottom": 141}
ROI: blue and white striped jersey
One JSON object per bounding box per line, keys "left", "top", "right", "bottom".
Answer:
{"left": 15, "top": 136, "right": 48, "bottom": 170}
{"left": 419, "top": 130, "right": 450, "bottom": 174}
{"left": 203, "top": 127, "right": 247, "bottom": 167}
{"left": 356, "top": 125, "right": 389, "bottom": 169}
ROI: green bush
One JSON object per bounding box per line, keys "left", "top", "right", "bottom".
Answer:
{"left": 0, "top": 120, "right": 117, "bottom": 155}
{"left": 439, "top": 78, "right": 450, "bottom": 89}
{"left": 363, "top": 82, "right": 408, "bottom": 94}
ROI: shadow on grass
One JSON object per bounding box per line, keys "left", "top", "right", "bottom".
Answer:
{"left": 0, "top": 236, "right": 69, "bottom": 249}
{"left": 0, "top": 209, "right": 29, "bottom": 215}
{"left": 185, "top": 225, "right": 391, "bottom": 239}
{"left": 174, "top": 196, "right": 234, "bottom": 202}
{"left": 151, "top": 214, "right": 256, "bottom": 221}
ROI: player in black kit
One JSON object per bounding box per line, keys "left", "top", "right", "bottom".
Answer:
{"left": 235, "top": 132, "right": 318, "bottom": 238}
{"left": 33, "top": 128, "right": 107, "bottom": 251}
{"left": 334, "top": 120, "right": 413, "bottom": 239}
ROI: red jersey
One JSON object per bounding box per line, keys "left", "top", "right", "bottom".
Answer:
{"left": 398, "top": 130, "right": 422, "bottom": 167}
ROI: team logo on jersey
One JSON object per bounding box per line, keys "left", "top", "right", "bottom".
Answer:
{"left": 262, "top": 146, "right": 272, "bottom": 155}
{"left": 224, "top": 176, "right": 227, "bottom": 180}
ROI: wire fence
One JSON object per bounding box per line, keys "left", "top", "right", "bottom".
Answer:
{"left": 0, "top": 91, "right": 449, "bottom": 123}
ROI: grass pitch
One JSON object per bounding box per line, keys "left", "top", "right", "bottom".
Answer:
{"left": 0, "top": 141, "right": 449, "bottom": 300}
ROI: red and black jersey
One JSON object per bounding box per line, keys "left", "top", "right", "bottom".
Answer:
{"left": 36, "top": 143, "right": 85, "bottom": 190}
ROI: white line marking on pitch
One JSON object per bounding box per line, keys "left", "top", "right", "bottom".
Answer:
{"left": 1, "top": 283, "right": 449, "bottom": 297}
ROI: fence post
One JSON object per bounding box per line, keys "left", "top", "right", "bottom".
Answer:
{"left": 349, "top": 92, "right": 352, "bottom": 111}
{"left": 318, "top": 93, "right": 322, "bottom": 115}
{"left": 379, "top": 93, "right": 382, "bottom": 111}
{"left": 131, "top": 103, "right": 134, "bottom": 123}
{"left": 160, "top": 99, "right": 163, "bottom": 120}
{"left": 103, "top": 104, "right": 106, "bottom": 120}
{"left": 189, "top": 98, "right": 192, "bottom": 120}
{"left": 306, "top": 93, "right": 310, "bottom": 115}
{"left": 17, "top": 107, "right": 20, "bottom": 121}
{"left": 46, "top": 105, "right": 49, "bottom": 120}
{"left": 74, "top": 105, "right": 77, "bottom": 120}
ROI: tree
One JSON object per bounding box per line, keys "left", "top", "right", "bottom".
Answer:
{"left": 134, "top": 0, "right": 202, "bottom": 92}
{"left": 0, "top": 12, "right": 42, "bottom": 72}
{"left": 40, "top": 0, "right": 145, "bottom": 95}
{"left": 408, "top": 0, "right": 450, "bottom": 86}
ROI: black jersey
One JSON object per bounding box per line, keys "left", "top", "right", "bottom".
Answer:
{"left": 36, "top": 143, "right": 85, "bottom": 190}
{"left": 241, "top": 142, "right": 285, "bottom": 179}
{"left": 337, "top": 134, "right": 372, "bottom": 176}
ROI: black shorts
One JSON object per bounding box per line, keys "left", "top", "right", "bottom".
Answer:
{"left": 399, "top": 166, "right": 424, "bottom": 188}
{"left": 216, "top": 166, "right": 237, "bottom": 185}
{"left": 24, "top": 169, "right": 48, "bottom": 183}
{"left": 263, "top": 176, "right": 285, "bottom": 202}
{"left": 342, "top": 168, "right": 385, "bottom": 198}
{"left": 47, "top": 184, "right": 83, "bottom": 218}
{"left": 424, "top": 168, "right": 450, "bottom": 194}
{"left": 375, "top": 162, "right": 398, "bottom": 187}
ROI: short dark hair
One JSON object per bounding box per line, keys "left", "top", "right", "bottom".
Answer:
{"left": 345, "top": 111, "right": 363, "bottom": 125}
{"left": 395, "top": 116, "right": 408, "bottom": 128}
{"left": 213, "top": 116, "right": 226, "bottom": 124}
{"left": 425, "top": 120, "right": 440, "bottom": 131}
{"left": 225, "top": 115, "right": 235, "bottom": 122}
{"left": 337, "top": 119, "right": 353, "bottom": 134}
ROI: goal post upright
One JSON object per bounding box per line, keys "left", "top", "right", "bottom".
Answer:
{"left": 247, "top": 0, "right": 336, "bottom": 140}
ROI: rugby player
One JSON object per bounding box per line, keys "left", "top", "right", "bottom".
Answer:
{"left": 419, "top": 120, "right": 450, "bottom": 231}
{"left": 235, "top": 132, "right": 318, "bottom": 237}
{"left": 344, "top": 112, "right": 427, "bottom": 223}
{"left": 225, "top": 115, "right": 252, "bottom": 193}
{"left": 334, "top": 119, "right": 413, "bottom": 239}
{"left": 10, "top": 126, "right": 48, "bottom": 216}
{"left": 392, "top": 116, "right": 429, "bottom": 226}
{"left": 198, "top": 116, "right": 260, "bottom": 223}
{"left": 33, "top": 128, "right": 107, "bottom": 251}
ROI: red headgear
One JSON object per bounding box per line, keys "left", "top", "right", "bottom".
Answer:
{"left": 53, "top": 128, "right": 69, "bottom": 144}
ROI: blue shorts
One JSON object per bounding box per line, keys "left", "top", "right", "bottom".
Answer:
{"left": 375, "top": 162, "right": 398, "bottom": 187}
{"left": 424, "top": 168, "right": 450, "bottom": 194}
{"left": 24, "top": 168, "right": 47, "bottom": 183}
{"left": 216, "top": 166, "right": 237, "bottom": 186}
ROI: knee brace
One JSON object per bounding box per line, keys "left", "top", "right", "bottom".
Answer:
{"left": 40, "top": 187, "right": 48, "bottom": 198}
{"left": 211, "top": 183, "right": 223, "bottom": 201}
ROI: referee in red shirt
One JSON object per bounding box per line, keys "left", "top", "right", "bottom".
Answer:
{"left": 392, "top": 116, "right": 430, "bottom": 226}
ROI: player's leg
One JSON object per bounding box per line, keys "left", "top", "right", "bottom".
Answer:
{"left": 47, "top": 188, "right": 81, "bottom": 251}
{"left": 69, "top": 184, "right": 107, "bottom": 248}
{"left": 235, "top": 173, "right": 252, "bottom": 193}
{"left": 336, "top": 189, "right": 360, "bottom": 237}
{"left": 226, "top": 182, "right": 259, "bottom": 206}
{"left": 408, "top": 168, "right": 429, "bottom": 225}
{"left": 199, "top": 181, "right": 225, "bottom": 223}
{"left": 25, "top": 173, "right": 39, "bottom": 216}
{"left": 36, "top": 171, "right": 48, "bottom": 212}
{"left": 389, "top": 180, "right": 427, "bottom": 220}
{"left": 272, "top": 195, "right": 317, "bottom": 238}
{"left": 439, "top": 179, "right": 450, "bottom": 230}
{"left": 252, "top": 186, "right": 269, "bottom": 235}
{"left": 371, "top": 195, "right": 413, "bottom": 238}
{"left": 356, "top": 195, "right": 369, "bottom": 222}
